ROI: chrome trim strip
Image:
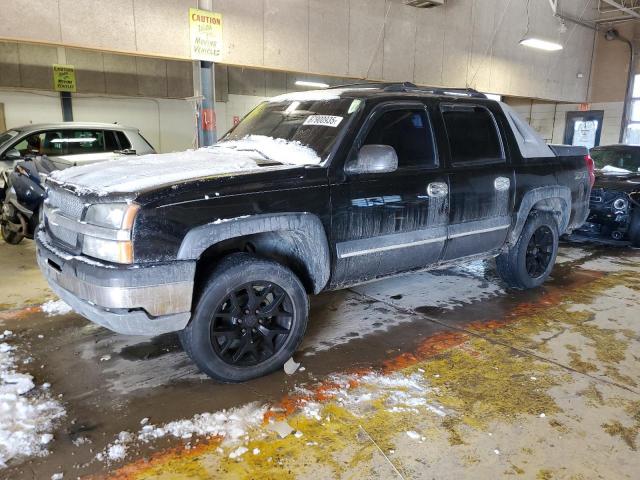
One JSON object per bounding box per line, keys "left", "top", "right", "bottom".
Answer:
{"left": 44, "top": 204, "right": 131, "bottom": 241}
{"left": 448, "top": 224, "right": 510, "bottom": 239}
{"left": 339, "top": 236, "right": 447, "bottom": 259}
{"left": 38, "top": 254, "right": 193, "bottom": 317}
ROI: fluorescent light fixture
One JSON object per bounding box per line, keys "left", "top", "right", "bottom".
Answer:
{"left": 295, "top": 80, "right": 330, "bottom": 89}
{"left": 519, "top": 37, "right": 563, "bottom": 51}
{"left": 484, "top": 93, "right": 502, "bottom": 102}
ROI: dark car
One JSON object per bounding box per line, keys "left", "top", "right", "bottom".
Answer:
{"left": 35, "top": 83, "right": 592, "bottom": 382}
{"left": 574, "top": 144, "right": 640, "bottom": 246}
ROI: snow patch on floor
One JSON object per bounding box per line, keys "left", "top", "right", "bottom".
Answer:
{"left": 0, "top": 332, "right": 65, "bottom": 468}
{"left": 41, "top": 299, "right": 72, "bottom": 317}
{"left": 96, "top": 403, "right": 267, "bottom": 464}
{"left": 298, "top": 371, "right": 446, "bottom": 420}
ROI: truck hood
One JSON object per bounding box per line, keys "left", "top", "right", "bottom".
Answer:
{"left": 49, "top": 138, "right": 320, "bottom": 196}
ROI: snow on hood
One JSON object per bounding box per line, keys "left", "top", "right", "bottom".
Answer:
{"left": 50, "top": 136, "right": 318, "bottom": 196}
{"left": 215, "top": 135, "right": 320, "bottom": 166}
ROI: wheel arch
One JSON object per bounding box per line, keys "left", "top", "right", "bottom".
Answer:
{"left": 508, "top": 186, "right": 571, "bottom": 246}
{"left": 178, "top": 213, "right": 331, "bottom": 295}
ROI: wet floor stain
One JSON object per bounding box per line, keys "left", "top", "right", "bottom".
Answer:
{"left": 119, "top": 334, "right": 182, "bottom": 361}
{"left": 3, "top": 245, "right": 640, "bottom": 479}
{"left": 95, "top": 252, "right": 640, "bottom": 480}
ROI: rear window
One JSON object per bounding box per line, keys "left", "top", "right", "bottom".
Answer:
{"left": 441, "top": 105, "right": 504, "bottom": 165}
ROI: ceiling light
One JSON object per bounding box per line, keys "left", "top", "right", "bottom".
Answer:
{"left": 295, "top": 80, "right": 330, "bottom": 89}
{"left": 519, "top": 37, "right": 563, "bottom": 51}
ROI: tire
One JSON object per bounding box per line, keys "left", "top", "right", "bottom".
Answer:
{"left": 629, "top": 208, "right": 640, "bottom": 248}
{"left": 179, "top": 253, "right": 309, "bottom": 383}
{"left": 496, "top": 211, "right": 559, "bottom": 290}
{"left": 1, "top": 221, "right": 24, "bottom": 244}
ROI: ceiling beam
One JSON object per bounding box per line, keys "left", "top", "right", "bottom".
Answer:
{"left": 600, "top": 0, "right": 640, "bottom": 19}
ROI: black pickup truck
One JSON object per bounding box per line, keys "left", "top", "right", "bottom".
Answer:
{"left": 36, "top": 83, "right": 592, "bottom": 382}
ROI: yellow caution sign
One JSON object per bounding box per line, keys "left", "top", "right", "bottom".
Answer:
{"left": 53, "top": 64, "right": 76, "bottom": 92}
{"left": 189, "top": 8, "right": 223, "bottom": 62}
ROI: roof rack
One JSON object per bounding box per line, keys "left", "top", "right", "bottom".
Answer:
{"left": 327, "top": 81, "right": 488, "bottom": 99}
{"left": 383, "top": 82, "right": 488, "bottom": 98}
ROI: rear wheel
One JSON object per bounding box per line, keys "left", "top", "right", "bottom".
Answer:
{"left": 496, "top": 212, "right": 559, "bottom": 290}
{"left": 180, "top": 253, "right": 308, "bottom": 383}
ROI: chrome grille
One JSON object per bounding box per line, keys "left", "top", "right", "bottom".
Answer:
{"left": 48, "top": 188, "right": 85, "bottom": 220}
{"left": 48, "top": 221, "right": 78, "bottom": 247}
{"left": 46, "top": 187, "right": 84, "bottom": 248}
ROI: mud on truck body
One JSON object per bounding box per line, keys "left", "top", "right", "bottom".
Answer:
{"left": 36, "top": 83, "right": 593, "bottom": 382}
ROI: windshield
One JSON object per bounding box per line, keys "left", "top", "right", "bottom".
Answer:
{"left": 591, "top": 148, "right": 640, "bottom": 174}
{"left": 0, "top": 129, "right": 19, "bottom": 148}
{"left": 219, "top": 97, "right": 363, "bottom": 164}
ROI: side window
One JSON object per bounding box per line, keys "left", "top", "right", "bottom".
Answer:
{"left": 12, "top": 132, "right": 46, "bottom": 156}
{"left": 52, "top": 130, "right": 106, "bottom": 155}
{"left": 441, "top": 105, "right": 504, "bottom": 165}
{"left": 41, "top": 130, "right": 65, "bottom": 156}
{"left": 116, "top": 131, "right": 132, "bottom": 150}
{"left": 363, "top": 108, "right": 437, "bottom": 169}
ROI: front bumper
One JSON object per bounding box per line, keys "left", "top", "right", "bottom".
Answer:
{"left": 36, "top": 231, "right": 195, "bottom": 336}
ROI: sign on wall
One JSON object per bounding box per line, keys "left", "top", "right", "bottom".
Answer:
{"left": 189, "top": 8, "right": 223, "bottom": 62}
{"left": 53, "top": 64, "right": 76, "bottom": 92}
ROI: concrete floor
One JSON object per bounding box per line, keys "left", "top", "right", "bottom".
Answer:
{"left": 1, "top": 240, "right": 639, "bottom": 480}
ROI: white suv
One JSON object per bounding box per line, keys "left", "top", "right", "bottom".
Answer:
{"left": 0, "top": 122, "right": 156, "bottom": 172}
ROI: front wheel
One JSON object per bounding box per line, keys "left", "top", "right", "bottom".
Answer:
{"left": 179, "top": 253, "right": 309, "bottom": 383}
{"left": 496, "top": 212, "right": 559, "bottom": 290}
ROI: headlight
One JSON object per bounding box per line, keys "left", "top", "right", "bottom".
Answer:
{"left": 85, "top": 203, "right": 139, "bottom": 229}
{"left": 82, "top": 203, "right": 139, "bottom": 264}
{"left": 83, "top": 237, "right": 134, "bottom": 264}
{"left": 613, "top": 197, "right": 629, "bottom": 212}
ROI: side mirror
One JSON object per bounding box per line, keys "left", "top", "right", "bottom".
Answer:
{"left": 345, "top": 145, "right": 398, "bottom": 175}
{"left": 4, "top": 149, "right": 21, "bottom": 160}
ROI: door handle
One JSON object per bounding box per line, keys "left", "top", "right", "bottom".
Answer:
{"left": 494, "top": 177, "right": 510, "bottom": 191}
{"left": 427, "top": 182, "right": 448, "bottom": 198}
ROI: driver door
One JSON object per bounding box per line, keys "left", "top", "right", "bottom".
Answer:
{"left": 330, "top": 102, "right": 449, "bottom": 287}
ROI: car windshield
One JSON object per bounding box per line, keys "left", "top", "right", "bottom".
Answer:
{"left": 591, "top": 148, "right": 640, "bottom": 174}
{"left": 219, "top": 96, "right": 363, "bottom": 164}
{"left": 0, "top": 129, "right": 19, "bottom": 148}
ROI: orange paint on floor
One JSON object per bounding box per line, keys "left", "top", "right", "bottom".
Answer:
{"left": 0, "top": 305, "right": 42, "bottom": 321}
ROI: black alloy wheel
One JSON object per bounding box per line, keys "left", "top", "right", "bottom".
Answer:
{"left": 525, "top": 225, "right": 554, "bottom": 278}
{"left": 210, "top": 282, "right": 293, "bottom": 366}
{"left": 180, "top": 253, "right": 309, "bottom": 383}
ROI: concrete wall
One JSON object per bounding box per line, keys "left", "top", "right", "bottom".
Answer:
{"left": 589, "top": 23, "right": 634, "bottom": 104}
{"left": 0, "top": 41, "right": 194, "bottom": 99}
{"left": 0, "top": 89, "right": 196, "bottom": 153}
{"left": 506, "top": 98, "right": 623, "bottom": 147}
{"left": 0, "top": 0, "right": 597, "bottom": 102}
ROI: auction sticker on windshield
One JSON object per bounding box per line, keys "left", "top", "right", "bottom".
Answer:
{"left": 303, "top": 115, "right": 343, "bottom": 127}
